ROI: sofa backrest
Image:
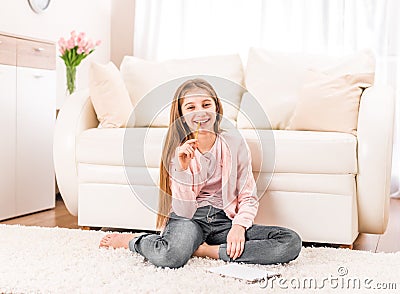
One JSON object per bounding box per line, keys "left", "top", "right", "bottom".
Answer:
{"left": 119, "top": 49, "right": 375, "bottom": 131}
{"left": 120, "top": 54, "right": 245, "bottom": 128}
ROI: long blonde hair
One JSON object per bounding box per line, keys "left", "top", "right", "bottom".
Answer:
{"left": 156, "top": 78, "right": 224, "bottom": 229}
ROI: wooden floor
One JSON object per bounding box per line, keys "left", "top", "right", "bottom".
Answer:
{"left": 1, "top": 195, "right": 79, "bottom": 230}
{"left": 1, "top": 195, "right": 399, "bottom": 253}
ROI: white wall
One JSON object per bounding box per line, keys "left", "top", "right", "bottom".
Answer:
{"left": 111, "top": 0, "right": 135, "bottom": 68}
{"left": 0, "top": 0, "right": 111, "bottom": 109}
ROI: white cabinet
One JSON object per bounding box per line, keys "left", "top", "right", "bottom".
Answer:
{"left": 16, "top": 67, "right": 56, "bottom": 216}
{"left": 0, "top": 64, "right": 17, "bottom": 220}
{"left": 0, "top": 33, "right": 56, "bottom": 220}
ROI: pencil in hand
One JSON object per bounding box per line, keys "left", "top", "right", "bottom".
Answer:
{"left": 194, "top": 122, "right": 200, "bottom": 139}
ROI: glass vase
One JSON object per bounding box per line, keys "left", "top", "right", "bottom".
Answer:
{"left": 66, "top": 66, "right": 76, "bottom": 95}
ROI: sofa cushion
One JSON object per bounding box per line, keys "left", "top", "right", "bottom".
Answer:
{"left": 77, "top": 128, "right": 357, "bottom": 174}
{"left": 240, "top": 129, "right": 357, "bottom": 174}
{"left": 89, "top": 62, "right": 134, "bottom": 128}
{"left": 77, "top": 128, "right": 167, "bottom": 168}
{"left": 245, "top": 47, "right": 375, "bottom": 130}
{"left": 120, "top": 54, "right": 244, "bottom": 127}
{"left": 236, "top": 91, "right": 272, "bottom": 129}
{"left": 254, "top": 173, "right": 355, "bottom": 196}
{"left": 286, "top": 70, "right": 374, "bottom": 134}
{"left": 78, "top": 165, "right": 355, "bottom": 199}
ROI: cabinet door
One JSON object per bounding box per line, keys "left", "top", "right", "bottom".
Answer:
{"left": 16, "top": 67, "right": 56, "bottom": 215}
{"left": 0, "top": 64, "right": 16, "bottom": 220}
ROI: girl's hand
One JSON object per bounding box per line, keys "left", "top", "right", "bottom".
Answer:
{"left": 176, "top": 139, "right": 198, "bottom": 170}
{"left": 226, "top": 224, "right": 246, "bottom": 260}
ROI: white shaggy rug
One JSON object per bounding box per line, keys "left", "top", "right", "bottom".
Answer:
{"left": 1, "top": 224, "right": 399, "bottom": 293}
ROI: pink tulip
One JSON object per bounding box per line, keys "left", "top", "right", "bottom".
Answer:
{"left": 59, "top": 47, "right": 65, "bottom": 55}
{"left": 70, "top": 30, "right": 77, "bottom": 38}
{"left": 78, "top": 39, "right": 86, "bottom": 48}
{"left": 78, "top": 32, "right": 86, "bottom": 39}
{"left": 85, "top": 40, "right": 94, "bottom": 53}
{"left": 67, "top": 38, "right": 75, "bottom": 49}
{"left": 77, "top": 32, "right": 86, "bottom": 43}
{"left": 77, "top": 48, "right": 84, "bottom": 54}
{"left": 58, "top": 37, "right": 65, "bottom": 48}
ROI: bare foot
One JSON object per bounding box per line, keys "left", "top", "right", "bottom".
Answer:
{"left": 99, "top": 233, "right": 144, "bottom": 249}
{"left": 193, "top": 242, "right": 220, "bottom": 259}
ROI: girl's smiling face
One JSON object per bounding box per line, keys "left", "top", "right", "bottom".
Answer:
{"left": 180, "top": 89, "right": 217, "bottom": 134}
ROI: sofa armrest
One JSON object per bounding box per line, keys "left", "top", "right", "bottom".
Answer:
{"left": 356, "top": 85, "right": 395, "bottom": 234}
{"left": 53, "top": 89, "right": 99, "bottom": 216}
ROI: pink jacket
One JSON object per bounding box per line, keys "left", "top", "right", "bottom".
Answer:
{"left": 170, "top": 131, "right": 259, "bottom": 229}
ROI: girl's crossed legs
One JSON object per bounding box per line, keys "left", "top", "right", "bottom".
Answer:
{"left": 100, "top": 206, "right": 302, "bottom": 269}
{"left": 100, "top": 213, "right": 205, "bottom": 269}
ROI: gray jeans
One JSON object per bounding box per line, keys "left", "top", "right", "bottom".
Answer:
{"left": 129, "top": 205, "right": 302, "bottom": 269}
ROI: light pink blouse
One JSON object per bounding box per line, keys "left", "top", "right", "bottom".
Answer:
{"left": 169, "top": 131, "right": 259, "bottom": 229}
{"left": 195, "top": 135, "right": 223, "bottom": 209}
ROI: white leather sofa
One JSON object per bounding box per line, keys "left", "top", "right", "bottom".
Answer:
{"left": 54, "top": 48, "right": 395, "bottom": 246}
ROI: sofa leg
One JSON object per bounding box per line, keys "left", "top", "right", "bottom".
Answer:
{"left": 339, "top": 244, "right": 353, "bottom": 250}
{"left": 80, "top": 226, "right": 92, "bottom": 231}
{"left": 80, "top": 226, "right": 102, "bottom": 231}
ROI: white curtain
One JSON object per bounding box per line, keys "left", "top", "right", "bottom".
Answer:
{"left": 134, "top": 0, "right": 400, "bottom": 196}
{"left": 374, "top": 0, "right": 400, "bottom": 197}
{"left": 134, "top": 0, "right": 377, "bottom": 59}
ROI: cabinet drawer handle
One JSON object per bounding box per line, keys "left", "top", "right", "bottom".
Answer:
{"left": 34, "top": 47, "right": 44, "bottom": 52}
{"left": 33, "top": 74, "right": 44, "bottom": 78}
